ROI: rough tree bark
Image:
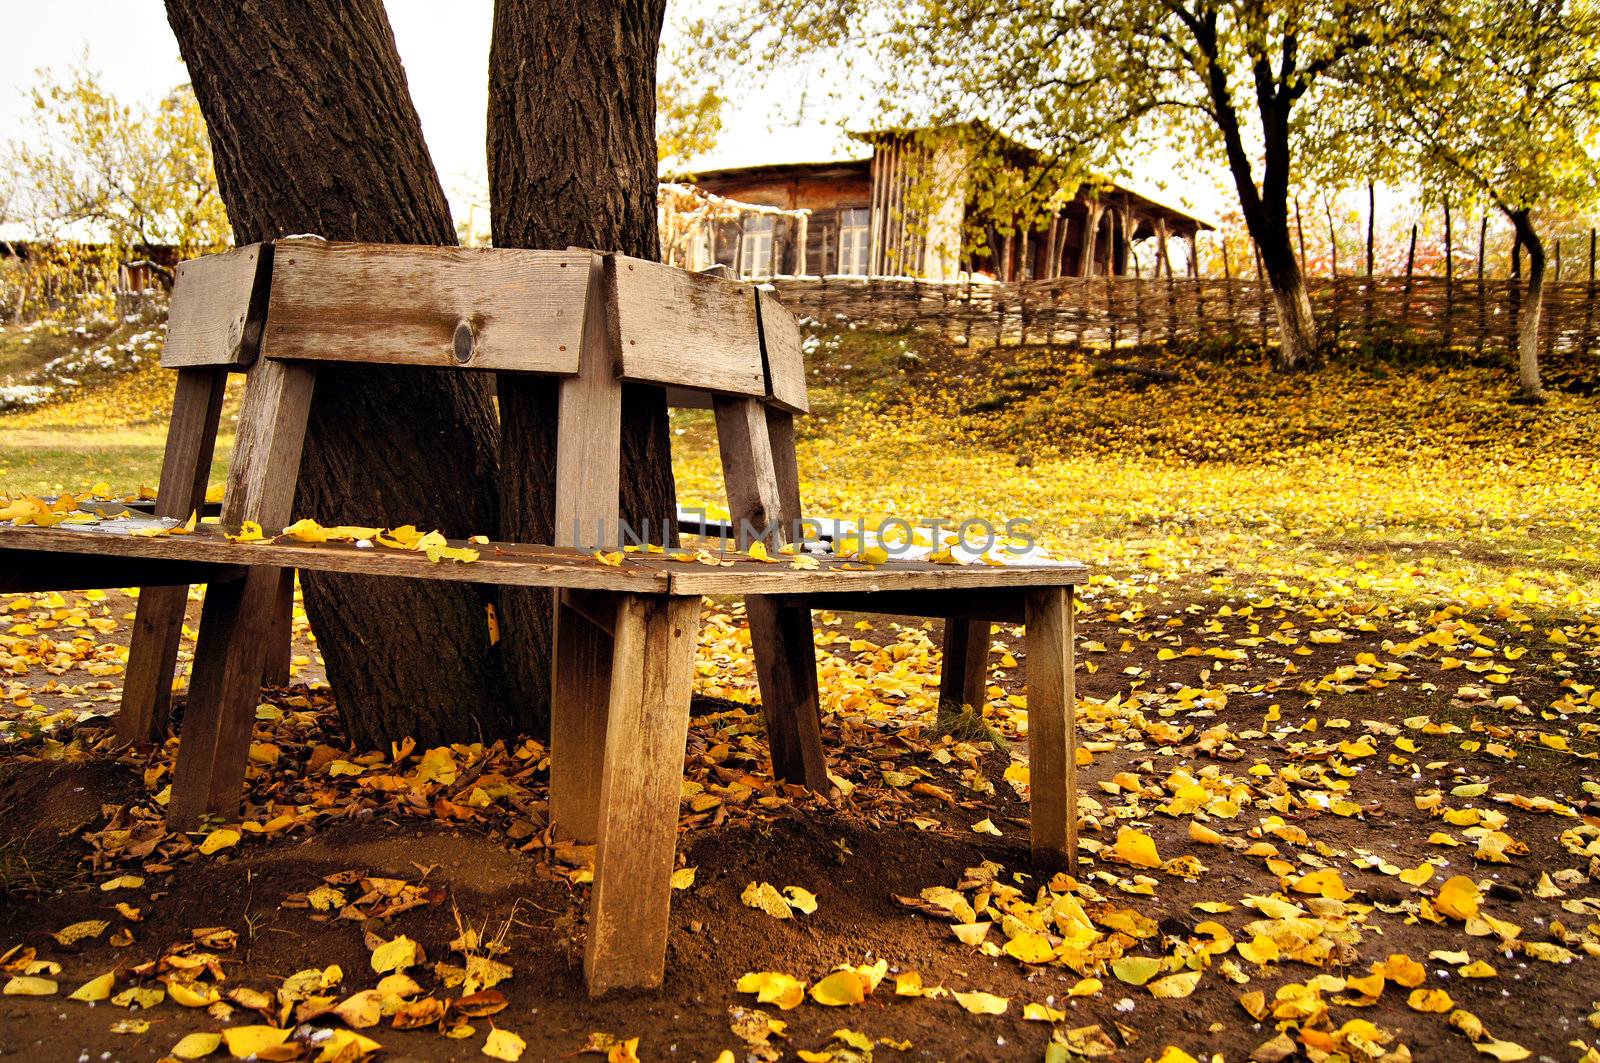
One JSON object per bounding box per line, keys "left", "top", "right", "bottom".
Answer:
{"left": 166, "top": 0, "right": 521, "bottom": 748}
{"left": 487, "top": 0, "right": 679, "bottom": 733}
{"left": 1508, "top": 208, "right": 1547, "bottom": 398}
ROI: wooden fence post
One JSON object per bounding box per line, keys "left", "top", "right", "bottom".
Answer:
{"left": 1443, "top": 199, "right": 1454, "bottom": 348}
{"left": 1477, "top": 216, "right": 1488, "bottom": 354}
{"left": 1586, "top": 230, "right": 1596, "bottom": 355}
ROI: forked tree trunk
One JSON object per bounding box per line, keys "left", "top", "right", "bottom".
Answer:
{"left": 166, "top": 0, "right": 521, "bottom": 748}
{"left": 487, "top": 0, "right": 678, "bottom": 733}
{"left": 1508, "top": 208, "right": 1547, "bottom": 398}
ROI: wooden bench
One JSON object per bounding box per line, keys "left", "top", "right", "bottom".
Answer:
{"left": 0, "top": 240, "right": 1084, "bottom": 996}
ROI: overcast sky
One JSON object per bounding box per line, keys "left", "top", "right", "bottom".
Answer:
{"left": 4, "top": 2, "right": 1219, "bottom": 232}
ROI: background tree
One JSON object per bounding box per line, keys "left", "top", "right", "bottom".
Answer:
{"left": 693, "top": 0, "right": 1419, "bottom": 369}
{"left": 488, "top": 0, "right": 679, "bottom": 733}
{"left": 1331, "top": 0, "right": 1600, "bottom": 397}
{"left": 657, "top": 73, "right": 725, "bottom": 176}
{"left": 13, "top": 64, "right": 229, "bottom": 261}
{"left": 165, "top": 0, "right": 518, "bottom": 748}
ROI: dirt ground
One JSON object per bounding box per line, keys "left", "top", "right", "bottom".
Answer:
{"left": 2, "top": 580, "right": 1598, "bottom": 1063}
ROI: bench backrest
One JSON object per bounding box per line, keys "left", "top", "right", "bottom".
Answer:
{"left": 158, "top": 239, "right": 809, "bottom": 550}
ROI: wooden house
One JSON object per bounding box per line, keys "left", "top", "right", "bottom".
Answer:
{"left": 676, "top": 126, "right": 1211, "bottom": 281}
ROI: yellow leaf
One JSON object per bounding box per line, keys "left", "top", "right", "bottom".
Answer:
{"left": 1108, "top": 827, "right": 1162, "bottom": 868}
{"left": 1407, "top": 988, "right": 1454, "bottom": 1012}
{"left": 1291, "top": 868, "right": 1354, "bottom": 901}
{"left": 99, "top": 874, "right": 144, "bottom": 892}
{"left": 1375, "top": 954, "right": 1426, "bottom": 988}
{"left": 221, "top": 1026, "right": 290, "bottom": 1058}
{"left": 1111, "top": 956, "right": 1165, "bottom": 985}
{"left": 1003, "top": 932, "right": 1055, "bottom": 964}
{"left": 894, "top": 971, "right": 925, "bottom": 997}
{"left": 1023, "top": 1002, "right": 1066, "bottom": 1022}
{"left": 315, "top": 1030, "right": 383, "bottom": 1062}
{"left": 3, "top": 976, "right": 56, "bottom": 996}
{"left": 168, "top": 980, "right": 220, "bottom": 1007}
{"left": 171, "top": 1031, "right": 223, "bottom": 1059}
{"left": 671, "top": 867, "right": 696, "bottom": 890}
{"left": 741, "top": 881, "right": 792, "bottom": 919}
{"left": 226, "top": 521, "right": 266, "bottom": 543}
{"left": 782, "top": 886, "right": 819, "bottom": 915}
{"left": 482, "top": 1028, "right": 526, "bottom": 1061}
{"left": 52, "top": 919, "right": 108, "bottom": 945}
{"left": 1148, "top": 971, "right": 1201, "bottom": 998}
{"left": 810, "top": 970, "right": 868, "bottom": 1006}
{"left": 371, "top": 935, "right": 421, "bottom": 973}
{"left": 111, "top": 986, "right": 164, "bottom": 1008}
{"left": 1436, "top": 876, "right": 1482, "bottom": 921}
{"left": 197, "top": 828, "right": 239, "bottom": 855}
{"left": 1459, "top": 960, "right": 1497, "bottom": 978}
{"left": 953, "top": 990, "right": 1008, "bottom": 1015}
{"left": 1069, "top": 977, "right": 1103, "bottom": 997}
{"left": 334, "top": 989, "right": 384, "bottom": 1028}
{"left": 951, "top": 922, "right": 991, "bottom": 946}
{"left": 1473, "top": 1039, "right": 1532, "bottom": 1061}
{"left": 1399, "top": 863, "right": 1436, "bottom": 887}
{"left": 736, "top": 971, "right": 806, "bottom": 1011}
{"left": 67, "top": 971, "right": 114, "bottom": 1002}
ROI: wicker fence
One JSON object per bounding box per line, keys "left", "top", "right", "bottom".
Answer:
{"left": 767, "top": 275, "right": 1600, "bottom": 359}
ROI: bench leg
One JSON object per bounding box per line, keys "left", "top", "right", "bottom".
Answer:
{"left": 120, "top": 585, "right": 196, "bottom": 743}
{"left": 259, "top": 569, "right": 295, "bottom": 687}
{"left": 550, "top": 590, "right": 616, "bottom": 844}
{"left": 938, "top": 618, "right": 992, "bottom": 713}
{"left": 119, "top": 367, "right": 228, "bottom": 744}
{"left": 1024, "top": 587, "right": 1077, "bottom": 870}
{"left": 167, "top": 357, "right": 314, "bottom": 830}
{"left": 585, "top": 594, "right": 701, "bottom": 996}
{"left": 748, "top": 599, "right": 829, "bottom": 790}
{"left": 166, "top": 568, "right": 282, "bottom": 830}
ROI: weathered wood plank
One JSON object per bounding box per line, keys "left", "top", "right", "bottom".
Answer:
{"left": 166, "top": 569, "right": 283, "bottom": 830}
{"left": 554, "top": 254, "right": 623, "bottom": 550}
{"left": 0, "top": 553, "right": 243, "bottom": 593}
{"left": 259, "top": 570, "right": 295, "bottom": 687}
{"left": 939, "top": 618, "right": 993, "bottom": 712}
{"left": 746, "top": 597, "right": 828, "bottom": 789}
{"left": 585, "top": 594, "right": 702, "bottom": 996}
{"left": 0, "top": 523, "right": 1083, "bottom": 595}
{"left": 1025, "top": 586, "right": 1077, "bottom": 870}
{"left": 764, "top": 408, "right": 804, "bottom": 536}
{"left": 262, "top": 241, "right": 588, "bottom": 373}
{"left": 222, "top": 360, "right": 316, "bottom": 527}
{"left": 169, "top": 358, "right": 315, "bottom": 829}
{"left": 120, "top": 367, "right": 230, "bottom": 743}
{"left": 756, "top": 288, "right": 808, "bottom": 413}
{"left": 159, "top": 244, "right": 272, "bottom": 369}
{"left": 549, "top": 592, "right": 616, "bottom": 844}
{"left": 714, "top": 396, "right": 784, "bottom": 550}
{"left": 613, "top": 255, "right": 766, "bottom": 397}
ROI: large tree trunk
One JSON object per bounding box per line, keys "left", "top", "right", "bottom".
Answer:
{"left": 1508, "top": 208, "right": 1546, "bottom": 398}
{"left": 1249, "top": 215, "right": 1319, "bottom": 370}
{"left": 167, "top": 0, "right": 521, "bottom": 748}
{"left": 487, "top": 0, "right": 679, "bottom": 733}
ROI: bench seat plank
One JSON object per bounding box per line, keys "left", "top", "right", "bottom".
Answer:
{"left": 0, "top": 550, "right": 244, "bottom": 593}
{"left": 0, "top": 523, "right": 1085, "bottom": 597}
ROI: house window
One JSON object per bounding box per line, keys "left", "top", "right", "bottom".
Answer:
{"left": 739, "top": 216, "right": 775, "bottom": 278}
{"left": 837, "top": 208, "right": 870, "bottom": 275}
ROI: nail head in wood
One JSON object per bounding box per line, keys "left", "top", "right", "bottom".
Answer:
{"left": 452, "top": 320, "right": 476, "bottom": 364}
